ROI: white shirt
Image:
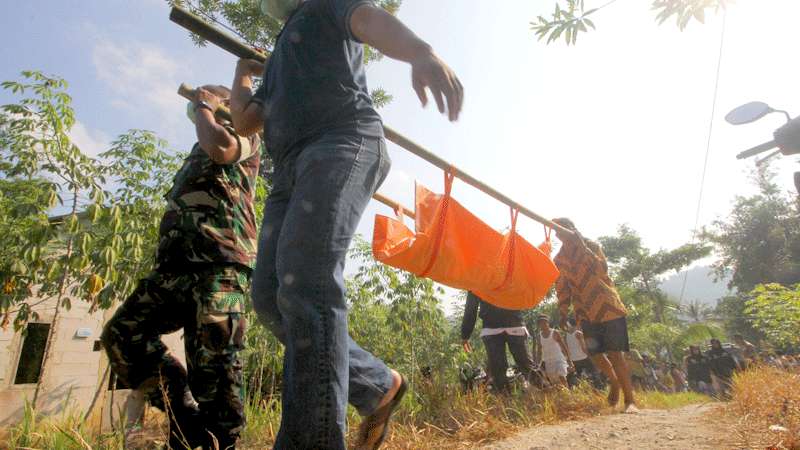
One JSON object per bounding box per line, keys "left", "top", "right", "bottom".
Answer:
{"left": 539, "top": 330, "right": 567, "bottom": 364}
{"left": 566, "top": 330, "right": 588, "bottom": 361}
{"left": 480, "top": 326, "right": 529, "bottom": 338}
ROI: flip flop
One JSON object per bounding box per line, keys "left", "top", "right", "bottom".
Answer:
{"left": 355, "top": 375, "right": 408, "bottom": 450}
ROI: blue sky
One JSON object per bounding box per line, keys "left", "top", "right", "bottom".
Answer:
{"left": 3, "top": 0, "right": 800, "bottom": 259}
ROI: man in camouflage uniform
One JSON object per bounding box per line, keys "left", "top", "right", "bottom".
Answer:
{"left": 102, "top": 85, "right": 260, "bottom": 450}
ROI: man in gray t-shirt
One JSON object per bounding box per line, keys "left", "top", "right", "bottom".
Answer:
{"left": 230, "top": 1, "right": 463, "bottom": 448}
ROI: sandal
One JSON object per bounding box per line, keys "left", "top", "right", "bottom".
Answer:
{"left": 355, "top": 375, "right": 408, "bottom": 450}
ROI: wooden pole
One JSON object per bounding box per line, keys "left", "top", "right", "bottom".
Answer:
{"left": 178, "top": 83, "right": 414, "bottom": 218}
{"left": 170, "top": 6, "right": 572, "bottom": 236}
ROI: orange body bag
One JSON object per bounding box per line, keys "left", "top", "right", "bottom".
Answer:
{"left": 372, "top": 172, "right": 559, "bottom": 310}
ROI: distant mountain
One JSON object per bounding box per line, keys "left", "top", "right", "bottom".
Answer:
{"left": 659, "top": 266, "right": 733, "bottom": 306}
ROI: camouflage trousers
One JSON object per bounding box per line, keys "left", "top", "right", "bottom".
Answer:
{"left": 101, "top": 264, "right": 249, "bottom": 449}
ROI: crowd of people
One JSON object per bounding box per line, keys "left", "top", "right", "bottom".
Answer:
{"left": 462, "top": 316, "right": 800, "bottom": 402}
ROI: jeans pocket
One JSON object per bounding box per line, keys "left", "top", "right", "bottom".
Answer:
{"left": 373, "top": 137, "right": 392, "bottom": 192}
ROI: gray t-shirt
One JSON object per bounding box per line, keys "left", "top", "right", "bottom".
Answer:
{"left": 253, "top": 0, "right": 383, "bottom": 160}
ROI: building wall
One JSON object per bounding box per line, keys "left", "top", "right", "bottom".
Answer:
{"left": 0, "top": 291, "right": 186, "bottom": 427}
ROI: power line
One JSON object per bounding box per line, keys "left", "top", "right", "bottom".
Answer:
{"left": 678, "top": 12, "right": 728, "bottom": 304}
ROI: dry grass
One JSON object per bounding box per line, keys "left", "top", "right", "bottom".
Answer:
{"left": 725, "top": 366, "right": 800, "bottom": 449}
{"left": 371, "top": 384, "right": 709, "bottom": 450}
{"left": 2, "top": 383, "right": 709, "bottom": 450}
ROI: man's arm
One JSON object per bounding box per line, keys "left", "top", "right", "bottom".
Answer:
{"left": 230, "top": 59, "right": 266, "bottom": 137}
{"left": 349, "top": 4, "right": 463, "bottom": 121}
{"left": 194, "top": 89, "right": 241, "bottom": 165}
{"left": 556, "top": 276, "right": 573, "bottom": 329}
{"left": 460, "top": 292, "right": 480, "bottom": 350}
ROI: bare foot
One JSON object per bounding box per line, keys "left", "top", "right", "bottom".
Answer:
{"left": 376, "top": 370, "right": 403, "bottom": 410}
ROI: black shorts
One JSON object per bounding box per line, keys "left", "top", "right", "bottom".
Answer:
{"left": 581, "top": 316, "right": 630, "bottom": 355}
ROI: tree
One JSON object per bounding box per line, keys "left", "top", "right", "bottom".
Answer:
{"left": 533, "top": 0, "right": 730, "bottom": 45}
{"left": 598, "top": 224, "right": 710, "bottom": 325}
{"left": 703, "top": 167, "right": 800, "bottom": 341}
{"left": 346, "top": 236, "right": 455, "bottom": 386}
{"left": 0, "top": 71, "right": 184, "bottom": 406}
{"left": 703, "top": 167, "right": 800, "bottom": 294}
{"left": 746, "top": 283, "right": 800, "bottom": 350}
{"left": 681, "top": 299, "right": 713, "bottom": 323}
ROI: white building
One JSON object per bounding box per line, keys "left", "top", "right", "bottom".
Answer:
{"left": 0, "top": 291, "right": 184, "bottom": 427}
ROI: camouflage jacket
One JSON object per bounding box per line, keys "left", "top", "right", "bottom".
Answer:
{"left": 157, "top": 127, "right": 261, "bottom": 270}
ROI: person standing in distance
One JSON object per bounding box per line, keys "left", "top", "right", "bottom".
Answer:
{"left": 229, "top": 1, "right": 464, "bottom": 449}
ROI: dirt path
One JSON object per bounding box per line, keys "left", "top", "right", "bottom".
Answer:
{"left": 484, "top": 403, "right": 733, "bottom": 450}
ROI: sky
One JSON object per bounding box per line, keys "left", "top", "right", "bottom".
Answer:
{"left": 2, "top": 0, "right": 799, "bottom": 287}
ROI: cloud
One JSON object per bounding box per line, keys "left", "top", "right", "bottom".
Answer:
{"left": 91, "top": 38, "right": 185, "bottom": 136}
{"left": 68, "top": 121, "right": 109, "bottom": 157}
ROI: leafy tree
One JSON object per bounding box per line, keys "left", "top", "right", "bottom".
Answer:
{"left": 630, "top": 320, "right": 724, "bottom": 360}
{"left": 598, "top": 224, "right": 710, "bottom": 324}
{"left": 0, "top": 71, "right": 110, "bottom": 404}
{"left": 746, "top": 283, "right": 800, "bottom": 350}
{"left": 703, "top": 167, "right": 800, "bottom": 294}
{"left": 703, "top": 167, "right": 800, "bottom": 341}
{"left": 681, "top": 299, "right": 714, "bottom": 323}
{"left": 533, "top": 0, "right": 730, "bottom": 45}
{"left": 346, "top": 236, "right": 456, "bottom": 387}
{"left": 0, "top": 71, "right": 185, "bottom": 406}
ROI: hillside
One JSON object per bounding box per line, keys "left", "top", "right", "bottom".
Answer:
{"left": 659, "top": 266, "right": 733, "bottom": 306}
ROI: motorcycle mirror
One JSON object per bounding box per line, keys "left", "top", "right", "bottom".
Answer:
{"left": 725, "top": 101, "right": 773, "bottom": 125}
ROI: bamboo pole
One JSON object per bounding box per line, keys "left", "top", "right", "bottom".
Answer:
{"left": 170, "top": 5, "right": 572, "bottom": 235}
{"left": 178, "top": 83, "right": 415, "bottom": 218}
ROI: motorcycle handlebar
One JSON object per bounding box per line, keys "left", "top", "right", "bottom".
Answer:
{"left": 736, "top": 140, "right": 777, "bottom": 160}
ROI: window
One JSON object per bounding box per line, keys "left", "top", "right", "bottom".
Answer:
{"left": 14, "top": 323, "right": 50, "bottom": 385}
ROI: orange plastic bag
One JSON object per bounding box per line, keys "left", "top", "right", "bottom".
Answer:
{"left": 372, "top": 172, "right": 559, "bottom": 310}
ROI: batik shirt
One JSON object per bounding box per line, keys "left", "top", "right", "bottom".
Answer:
{"left": 554, "top": 239, "right": 627, "bottom": 324}
{"left": 157, "top": 126, "right": 261, "bottom": 270}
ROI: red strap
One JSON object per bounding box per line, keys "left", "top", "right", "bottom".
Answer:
{"left": 443, "top": 170, "right": 455, "bottom": 196}
{"left": 420, "top": 170, "right": 455, "bottom": 278}
{"left": 543, "top": 225, "right": 552, "bottom": 242}
{"left": 493, "top": 208, "right": 519, "bottom": 291}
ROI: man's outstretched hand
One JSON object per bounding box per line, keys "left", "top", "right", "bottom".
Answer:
{"left": 349, "top": 4, "right": 464, "bottom": 122}
{"left": 411, "top": 50, "right": 464, "bottom": 122}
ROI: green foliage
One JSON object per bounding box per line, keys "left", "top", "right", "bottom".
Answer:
{"left": 746, "top": 283, "right": 800, "bottom": 350}
{"left": 652, "top": 0, "right": 730, "bottom": 30}
{"left": 681, "top": 298, "right": 714, "bottom": 323}
{"left": 599, "top": 224, "right": 710, "bottom": 324}
{"left": 703, "top": 167, "right": 800, "bottom": 294}
{"left": 532, "top": 0, "right": 598, "bottom": 45}
{"left": 534, "top": 0, "right": 730, "bottom": 45}
{"left": 630, "top": 320, "right": 724, "bottom": 359}
{"left": 0, "top": 71, "right": 183, "bottom": 330}
{"left": 347, "top": 236, "right": 460, "bottom": 383}
{"left": 0, "top": 71, "right": 105, "bottom": 329}
{"left": 703, "top": 167, "right": 800, "bottom": 341}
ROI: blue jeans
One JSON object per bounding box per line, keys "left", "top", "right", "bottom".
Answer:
{"left": 251, "top": 133, "right": 395, "bottom": 449}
